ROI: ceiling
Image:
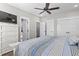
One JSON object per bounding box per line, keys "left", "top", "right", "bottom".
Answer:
{"left": 8, "top": 3, "right": 79, "bottom": 17}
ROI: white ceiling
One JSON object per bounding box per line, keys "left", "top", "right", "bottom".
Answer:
{"left": 8, "top": 3, "right": 79, "bottom": 17}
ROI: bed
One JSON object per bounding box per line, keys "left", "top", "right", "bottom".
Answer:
{"left": 15, "top": 36, "right": 79, "bottom": 56}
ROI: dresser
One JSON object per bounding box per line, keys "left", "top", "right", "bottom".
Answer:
{"left": 0, "top": 22, "right": 18, "bottom": 55}
{"left": 0, "top": 25, "right": 1, "bottom": 55}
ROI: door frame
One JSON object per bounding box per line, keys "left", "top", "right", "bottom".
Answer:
{"left": 36, "top": 22, "right": 40, "bottom": 37}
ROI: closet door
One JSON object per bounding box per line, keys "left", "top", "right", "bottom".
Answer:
{"left": 1, "top": 24, "right": 18, "bottom": 54}
{"left": 47, "top": 20, "right": 54, "bottom": 36}
{"left": 40, "top": 22, "right": 46, "bottom": 37}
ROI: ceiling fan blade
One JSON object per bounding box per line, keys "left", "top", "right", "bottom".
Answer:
{"left": 35, "top": 8, "right": 43, "bottom": 10}
{"left": 40, "top": 11, "right": 45, "bottom": 14}
{"left": 45, "top": 3, "right": 50, "bottom": 9}
{"left": 49, "top": 7, "right": 60, "bottom": 10}
{"left": 46, "top": 11, "right": 51, "bottom": 14}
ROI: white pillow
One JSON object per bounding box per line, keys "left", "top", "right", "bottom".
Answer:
{"left": 68, "top": 36, "right": 79, "bottom": 45}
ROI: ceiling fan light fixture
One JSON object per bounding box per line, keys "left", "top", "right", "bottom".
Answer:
{"left": 74, "top": 5, "right": 78, "bottom": 7}
{"left": 35, "top": 3, "right": 60, "bottom": 14}
{"left": 40, "top": 14, "right": 43, "bottom": 16}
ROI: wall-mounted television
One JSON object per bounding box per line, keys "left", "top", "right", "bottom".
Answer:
{"left": 0, "top": 10, "right": 17, "bottom": 24}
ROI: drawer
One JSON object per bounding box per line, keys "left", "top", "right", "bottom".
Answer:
{"left": 1, "top": 42, "right": 14, "bottom": 49}
{"left": 0, "top": 41, "right": 1, "bottom": 44}
{"left": 2, "top": 35, "right": 18, "bottom": 41}
{"left": 0, "top": 38, "right": 1, "bottom": 44}
{"left": 1, "top": 42, "right": 18, "bottom": 54}
{"left": 2, "top": 26, "right": 18, "bottom": 32}
{"left": 0, "top": 42, "right": 1, "bottom": 49}
{"left": 0, "top": 33, "right": 1, "bottom": 36}
{"left": 2, "top": 31, "right": 18, "bottom": 35}
{"left": 2, "top": 36, "right": 18, "bottom": 44}
{"left": 0, "top": 26, "right": 1, "bottom": 31}
{"left": 1, "top": 42, "right": 8, "bottom": 50}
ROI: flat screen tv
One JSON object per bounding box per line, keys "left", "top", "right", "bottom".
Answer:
{"left": 0, "top": 10, "right": 17, "bottom": 24}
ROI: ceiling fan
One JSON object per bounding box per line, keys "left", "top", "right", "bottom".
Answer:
{"left": 35, "top": 3, "right": 60, "bottom": 14}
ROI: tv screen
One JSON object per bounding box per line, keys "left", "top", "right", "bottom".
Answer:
{"left": 0, "top": 10, "right": 17, "bottom": 24}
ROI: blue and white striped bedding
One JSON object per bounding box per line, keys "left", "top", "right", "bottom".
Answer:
{"left": 15, "top": 36, "right": 79, "bottom": 56}
{"left": 15, "top": 36, "right": 54, "bottom": 56}
{"left": 28, "top": 36, "right": 54, "bottom": 56}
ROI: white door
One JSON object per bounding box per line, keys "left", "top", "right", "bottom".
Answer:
{"left": 46, "top": 20, "right": 54, "bottom": 36}
{"left": 40, "top": 22, "right": 46, "bottom": 37}
{"left": 20, "top": 17, "right": 30, "bottom": 41}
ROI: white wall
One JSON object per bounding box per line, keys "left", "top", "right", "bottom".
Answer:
{"left": 41, "top": 9, "right": 79, "bottom": 37}
{"left": 56, "top": 9, "right": 79, "bottom": 37}
{"left": 0, "top": 3, "right": 40, "bottom": 39}
{"left": 57, "top": 18, "right": 79, "bottom": 37}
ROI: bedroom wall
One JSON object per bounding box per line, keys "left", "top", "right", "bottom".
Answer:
{"left": 56, "top": 9, "right": 79, "bottom": 37}
{"left": 41, "top": 9, "right": 79, "bottom": 37}
{"left": 0, "top": 3, "right": 40, "bottom": 40}
{"left": 57, "top": 18, "right": 79, "bottom": 37}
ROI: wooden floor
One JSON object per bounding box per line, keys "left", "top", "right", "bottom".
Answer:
{"left": 2, "top": 51, "right": 14, "bottom": 56}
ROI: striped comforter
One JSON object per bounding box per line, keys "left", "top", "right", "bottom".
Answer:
{"left": 15, "top": 36, "right": 79, "bottom": 56}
